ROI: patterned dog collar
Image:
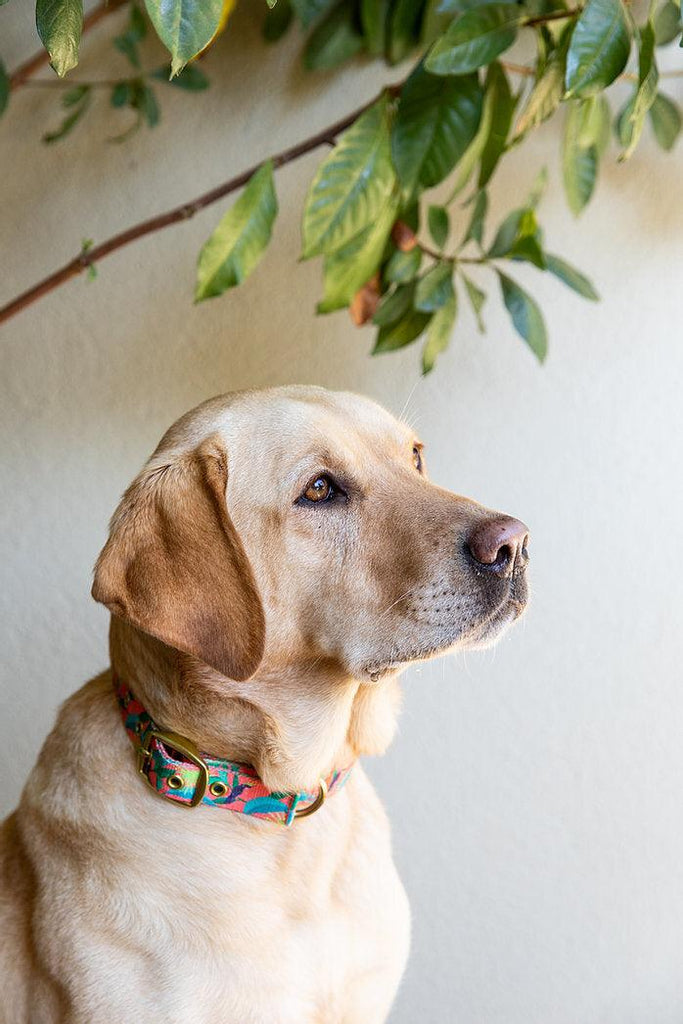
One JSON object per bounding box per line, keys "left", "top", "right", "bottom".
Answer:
{"left": 115, "top": 677, "right": 353, "bottom": 826}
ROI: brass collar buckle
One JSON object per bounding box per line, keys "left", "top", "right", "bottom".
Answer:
{"left": 137, "top": 729, "right": 210, "bottom": 808}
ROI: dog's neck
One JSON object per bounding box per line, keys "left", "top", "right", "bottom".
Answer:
{"left": 109, "top": 618, "right": 402, "bottom": 793}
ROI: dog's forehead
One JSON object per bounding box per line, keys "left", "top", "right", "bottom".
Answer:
{"left": 228, "top": 388, "right": 414, "bottom": 463}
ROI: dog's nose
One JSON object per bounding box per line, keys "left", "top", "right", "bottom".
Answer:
{"left": 465, "top": 516, "right": 529, "bottom": 576}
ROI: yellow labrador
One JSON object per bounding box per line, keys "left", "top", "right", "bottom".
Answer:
{"left": 0, "top": 386, "right": 529, "bottom": 1024}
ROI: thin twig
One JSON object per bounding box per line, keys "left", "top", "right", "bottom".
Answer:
{"left": 0, "top": 85, "right": 403, "bottom": 327}
{"left": 9, "top": 0, "right": 128, "bottom": 89}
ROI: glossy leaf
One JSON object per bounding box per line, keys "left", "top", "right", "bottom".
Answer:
{"left": 291, "top": 0, "right": 337, "bottom": 28}
{"left": 619, "top": 22, "right": 658, "bottom": 160}
{"left": 0, "top": 58, "right": 9, "bottom": 117}
{"left": 515, "top": 32, "right": 569, "bottom": 136}
{"left": 391, "top": 64, "right": 483, "bottom": 194}
{"left": 562, "top": 98, "right": 610, "bottom": 215}
{"left": 426, "top": 3, "right": 522, "bottom": 75}
{"left": 36, "top": 0, "right": 84, "bottom": 77}
{"left": 385, "top": 247, "right": 422, "bottom": 284}
{"left": 144, "top": 0, "right": 223, "bottom": 76}
{"left": 415, "top": 261, "right": 454, "bottom": 312}
{"left": 498, "top": 272, "right": 547, "bottom": 362}
{"left": 649, "top": 91, "right": 681, "bottom": 150}
{"left": 653, "top": 1, "right": 681, "bottom": 44}
{"left": 508, "top": 234, "right": 546, "bottom": 269}
{"left": 387, "top": 0, "right": 426, "bottom": 64}
{"left": 565, "top": 0, "right": 631, "bottom": 98}
{"left": 488, "top": 207, "right": 538, "bottom": 258}
{"left": 444, "top": 63, "right": 497, "bottom": 200}
{"left": 461, "top": 189, "right": 487, "bottom": 246}
{"left": 428, "top": 205, "right": 449, "bottom": 248}
{"left": 478, "top": 62, "right": 514, "bottom": 187}
{"left": 317, "top": 197, "right": 398, "bottom": 313}
{"left": 303, "top": 4, "right": 363, "bottom": 70}
{"left": 461, "top": 271, "right": 486, "bottom": 332}
{"left": 361, "top": 0, "right": 390, "bottom": 54}
{"left": 373, "top": 282, "right": 415, "bottom": 325}
{"left": 422, "top": 292, "right": 457, "bottom": 373}
{"left": 302, "top": 96, "right": 395, "bottom": 259}
{"left": 195, "top": 161, "right": 278, "bottom": 301}
{"left": 263, "top": 0, "right": 293, "bottom": 41}
{"left": 545, "top": 253, "right": 599, "bottom": 299}
{"left": 373, "top": 310, "right": 432, "bottom": 354}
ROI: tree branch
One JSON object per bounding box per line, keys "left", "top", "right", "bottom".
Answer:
{"left": 9, "top": 0, "right": 128, "bottom": 89}
{"left": 0, "top": 86, "right": 402, "bottom": 327}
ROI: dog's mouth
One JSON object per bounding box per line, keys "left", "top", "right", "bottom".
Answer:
{"left": 362, "top": 575, "right": 529, "bottom": 679}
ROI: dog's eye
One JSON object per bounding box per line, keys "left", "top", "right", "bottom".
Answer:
{"left": 300, "top": 475, "right": 337, "bottom": 505}
{"left": 413, "top": 445, "right": 423, "bottom": 473}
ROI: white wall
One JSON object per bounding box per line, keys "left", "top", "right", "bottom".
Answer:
{"left": 2, "top": 5, "right": 682, "bottom": 1022}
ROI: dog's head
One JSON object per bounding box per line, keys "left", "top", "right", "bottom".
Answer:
{"left": 93, "top": 387, "right": 529, "bottom": 682}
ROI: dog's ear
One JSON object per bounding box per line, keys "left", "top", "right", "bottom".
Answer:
{"left": 92, "top": 436, "right": 265, "bottom": 681}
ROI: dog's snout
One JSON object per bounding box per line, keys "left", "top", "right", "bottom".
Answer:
{"left": 465, "top": 516, "right": 529, "bottom": 576}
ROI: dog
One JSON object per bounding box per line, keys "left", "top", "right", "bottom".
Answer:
{"left": 0, "top": 386, "right": 529, "bottom": 1023}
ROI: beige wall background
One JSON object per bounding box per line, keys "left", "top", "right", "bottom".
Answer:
{"left": 2, "top": 4, "right": 682, "bottom": 1021}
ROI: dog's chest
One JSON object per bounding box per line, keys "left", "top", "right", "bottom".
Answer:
{"left": 101, "top": 773, "right": 410, "bottom": 1023}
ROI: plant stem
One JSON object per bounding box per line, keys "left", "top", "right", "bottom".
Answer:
{"left": 9, "top": 0, "right": 128, "bottom": 89}
{"left": 524, "top": 7, "right": 580, "bottom": 28}
{"left": 0, "top": 85, "right": 403, "bottom": 328}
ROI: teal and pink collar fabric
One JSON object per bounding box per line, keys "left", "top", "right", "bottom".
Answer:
{"left": 115, "top": 677, "right": 353, "bottom": 827}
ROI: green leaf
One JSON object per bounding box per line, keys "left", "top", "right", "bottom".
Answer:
{"left": 527, "top": 166, "right": 548, "bottom": 208}
{"left": 303, "top": 3, "right": 364, "bottom": 70}
{"left": 114, "top": 5, "right": 147, "bottom": 67}
{"left": 422, "top": 292, "right": 457, "bottom": 373}
{"left": 654, "top": 1, "right": 681, "bottom": 44}
{"left": 386, "top": 0, "right": 426, "bottom": 64}
{"left": 565, "top": 0, "right": 631, "bottom": 98}
{"left": 317, "top": 196, "right": 398, "bottom": 312}
{"left": 391, "top": 65, "right": 483, "bottom": 194}
{"left": 136, "top": 82, "right": 159, "bottom": 127}
{"left": 426, "top": 3, "right": 523, "bottom": 76}
{"left": 428, "top": 205, "right": 449, "bottom": 248}
{"left": 498, "top": 271, "right": 547, "bottom": 362}
{"left": 648, "top": 91, "right": 681, "bottom": 149}
{"left": 111, "top": 81, "right": 131, "bottom": 108}
{"left": 444, "top": 62, "right": 497, "bottom": 200}
{"left": 361, "top": 0, "right": 390, "bottom": 54}
{"left": 563, "top": 98, "right": 607, "bottom": 215}
{"left": 415, "top": 261, "right": 454, "bottom": 312}
{"left": 373, "top": 282, "right": 415, "bottom": 325}
{"left": 195, "top": 161, "right": 278, "bottom": 301}
{"left": 421, "top": 0, "right": 452, "bottom": 45}
{"left": 152, "top": 62, "right": 210, "bottom": 89}
{"left": 36, "top": 0, "right": 84, "bottom": 77}
{"left": 62, "top": 83, "right": 88, "bottom": 106}
{"left": 373, "top": 309, "right": 432, "bottom": 354}
{"left": 143, "top": 0, "right": 223, "bottom": 76}
{"left": 384, "top": 247, "right": 422, "bottom": 284}
{"left": 302, "top": 95, "right": 395, "bottom": 258}
{"left": 545, "top": 253, "right": 599, "bottom": 299}
{"left": 478, "top": 62, "right": 515, "bottom": 187}
{"left": 0, "top": 58, "right": 9, "bottom": 117}
{"left": 461, "top": 189, "right": 487, "bottom": 247}
{"left": 507, "top": 234, "right": 546, "bottom": 269}
{"left": 43, "top": 83, "right": 90, "bottom": 142}
{"left": 619, "top": 21, "right": 658, "bottom": 160}
{"left": 263, "top": 0, "right": 293, "bottom": 40}
{"left": 291, "top": 0, "right": 337, "bottom": 28}
{"left": 488, "top": 207, "right": 538, "bottom": 258}
{"left": 515, "top": 33, "right": 569, "bottom": 136}
{"left": 461, "top": 271, "right": 486, "bottom": 331}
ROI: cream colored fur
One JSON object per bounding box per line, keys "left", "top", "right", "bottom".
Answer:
{"left": 0, "top": 386, "right": 528, "bottom": 1023}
